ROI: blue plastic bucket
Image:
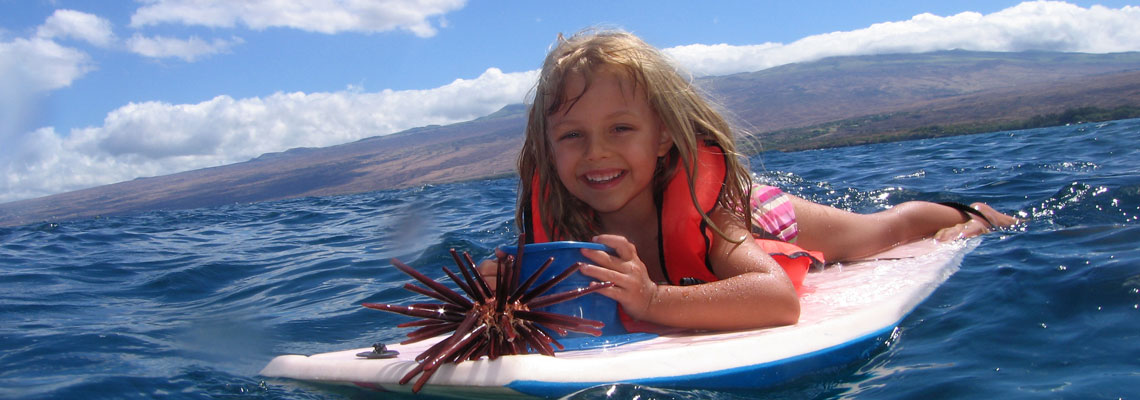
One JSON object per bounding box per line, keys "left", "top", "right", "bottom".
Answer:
{"left": 501, "top": 241, "right": 627, "bottom": 337}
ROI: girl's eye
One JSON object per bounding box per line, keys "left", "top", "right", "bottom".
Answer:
{"left": 559, "top": 131, "right": 581, "bottom": 141}
{"left": 614, "top": 125, "right": 633, "bottom": 133}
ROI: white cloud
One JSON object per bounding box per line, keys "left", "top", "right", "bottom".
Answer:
{"left": 129, "top": 0, "right": 467, "bottom": 37}
{"left": 0, "top": 37, "right": 92, "bottom": 93}
{"left": 36, "top": 9, "right": 117, "bottom": 47}
{"left": 0, "top": 10, "right": 107, "bottom": 96}
{"left": 126, "top": 34, "right": 243, "bottom": 61}
{"left": 1, "top": 11, "right": 102, "bottom": 164}
{"left": 6, "top": 1, "right": 1140, "bottom": 204}
{"left": 0, "top": 68, "right": 537, "bottom": 202}
{"left": 664, "top": 1, "right": 1140, "bottom": 76}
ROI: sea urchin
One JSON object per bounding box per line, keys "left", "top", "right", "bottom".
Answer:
{"left": 362, "top": 237, "right": 613, "bottom": 392}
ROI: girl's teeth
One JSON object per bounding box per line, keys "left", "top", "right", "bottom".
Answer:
{"left": 587, "top": 172, "right": 620, "bottom": 183}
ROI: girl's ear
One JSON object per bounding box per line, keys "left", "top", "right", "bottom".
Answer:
{"left": 656, "top": 130, "right": 674, "bottom": 157}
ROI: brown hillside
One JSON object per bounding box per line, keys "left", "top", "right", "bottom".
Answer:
{"left": 3, "top": 51, "right": 1140, "bottom": 226}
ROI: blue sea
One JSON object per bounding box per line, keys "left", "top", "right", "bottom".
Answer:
{"left": 2, "top": 119, "right": 1138, "bottom": 399}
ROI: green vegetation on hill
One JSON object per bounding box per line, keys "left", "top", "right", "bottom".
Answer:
{"left": 1021, "top": 105, "right": 1140, "bottom": 128}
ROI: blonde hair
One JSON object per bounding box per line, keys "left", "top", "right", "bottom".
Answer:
{"left": 518, "top": 29, "right": 752, "bottom": 242}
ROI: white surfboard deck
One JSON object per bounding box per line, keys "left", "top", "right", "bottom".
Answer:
{"left": 261, "top": 239, "right": 976, "bottom": 398}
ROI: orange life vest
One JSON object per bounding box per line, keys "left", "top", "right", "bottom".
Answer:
{"left": 523, "top": 141, "right": 823, "bottom": 292}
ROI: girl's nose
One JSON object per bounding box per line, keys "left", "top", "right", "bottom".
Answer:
{"left": 584, "top": 136, "right": 610, "bottom": 160}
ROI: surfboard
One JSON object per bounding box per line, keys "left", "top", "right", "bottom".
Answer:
{"left": 261, "top": 238, "right": 976, "bottom": 398}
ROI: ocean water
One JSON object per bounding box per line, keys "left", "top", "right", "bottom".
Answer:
{"left": 2, "top": 119, "right": 1138, "bottom": 399}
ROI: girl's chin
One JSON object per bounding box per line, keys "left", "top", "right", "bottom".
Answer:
{"left": 582, "top": 196, "right": 632, "bottom": 215}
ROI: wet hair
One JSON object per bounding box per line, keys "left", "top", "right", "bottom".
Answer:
{"left": 517, "top": 29, "right": 752, "bottom": 242}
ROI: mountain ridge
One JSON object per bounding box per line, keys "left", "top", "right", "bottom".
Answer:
{"left": 4, "top": 50, "right": 1140, "bottom": 227}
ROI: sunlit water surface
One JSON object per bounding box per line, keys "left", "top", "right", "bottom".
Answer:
{"left": 2, "top": 119, "right": 1138, "bottom": 399}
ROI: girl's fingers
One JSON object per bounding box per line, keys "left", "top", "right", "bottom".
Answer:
{"left": 581, "top": 249, "right": 619, "bottom": 273}
{"left": 579, "top": 263, "right": 621, "bottom": 283}
{"left": 591, "top": 234, "right": 636, "bottom": 261}
{"left": 578, "top": 264, "right": 631, "bottom": 299}
{"left": 476, "top": 256, "right": 499, "bottom": 290}
{"left": 583, "top": 234, "right": 639, "bottom": 274}
{"left": 579, "top": 257, "right": 657, "bottom": 317}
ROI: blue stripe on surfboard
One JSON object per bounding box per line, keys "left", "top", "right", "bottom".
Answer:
{"left": 506, "top": 323, "right": 898, "bottom": 398}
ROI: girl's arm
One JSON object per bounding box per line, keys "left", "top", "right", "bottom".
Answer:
{"left": 580, "top": 208, "right": 799, "bottom": 331}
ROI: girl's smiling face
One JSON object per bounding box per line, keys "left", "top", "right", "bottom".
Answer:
{"left": 546, "top": 68, "right": 674, "bottom": 218}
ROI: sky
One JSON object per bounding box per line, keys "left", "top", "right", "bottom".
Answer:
{"left": 2, "top": 1, "right": 1139, "bottom": 203}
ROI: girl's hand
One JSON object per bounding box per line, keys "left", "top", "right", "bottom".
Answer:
{"left": 476, "top": 248, "right": 505, "bottom": 291}
{"left": 578, "top": 234, "right": 660, "bottom": 320}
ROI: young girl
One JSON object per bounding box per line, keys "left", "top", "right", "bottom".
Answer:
{"left": 491, "top": 29, "right": 1017, "bottom": 332}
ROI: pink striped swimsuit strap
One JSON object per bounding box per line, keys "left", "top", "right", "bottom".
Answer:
{"left": 750, "top": 184, "right": 799, "bottom": 243}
